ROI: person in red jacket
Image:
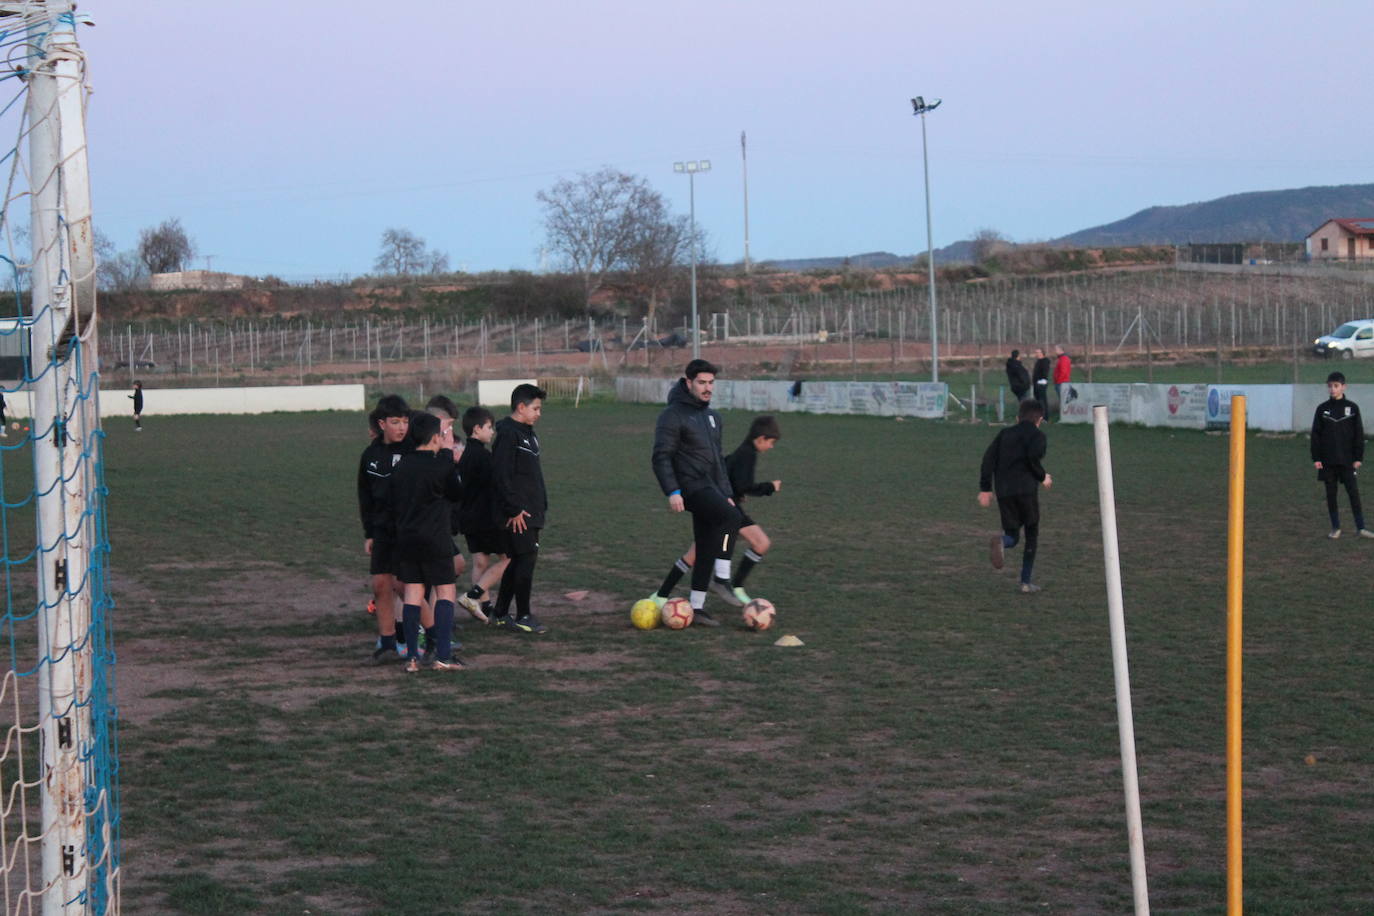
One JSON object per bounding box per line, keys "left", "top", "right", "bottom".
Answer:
{"left": 1052, "top": 345, "right": 1072, "bottom": 418}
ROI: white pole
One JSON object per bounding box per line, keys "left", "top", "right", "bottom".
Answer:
{"left": 1092, "top": 405, "right": 1150, "bottom": 916}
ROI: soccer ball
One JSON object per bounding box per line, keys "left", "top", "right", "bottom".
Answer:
{"left": 661, "top": 597, "right": 694, "bottom": 630}
{"left": 743, "top": 598, "right": 776, "bottom": 631}
{"left": 630, "top": 598, "right": 660, "bottom": 630}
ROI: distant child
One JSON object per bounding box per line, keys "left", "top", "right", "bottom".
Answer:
{"left": 456, "top": 405, "right": 509, "bottom": 623}
{"left": 1310, "top": 371, "right": 1372, "bottom": 539}
{"left": 489, "top": 384, "right": 549, "bottom": 634}
{"left": 129, "top": 381, "right": 144, "bottom": 431}
{"left": 978, "top": 398, "right": 1052, "bottom": 593}
{"left": 358, "top": 394, "right": 412, "bottom": 663}
{"left": 425, "top": 394, "right": 470, "bottom": 584}
{"left": 390, "top": 411, "right": 465, "bottom": 672}
{"left": 651, "top": 414, "right": 783, "bottom": 607}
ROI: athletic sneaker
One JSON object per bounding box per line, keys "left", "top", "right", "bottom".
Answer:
{"left": 693, "top": 609, "right": 721, "bottom": 628}
{"left": 512, "top": 615, "right": 547, "bottom": 635}
{"left": 989, "top": 535, "right": 1005, "bottom": 570}
{"left": 1019, "top": 583, "right": 1042, "bottom": 594}
{"left": 457, "top": 593, "right": 489, "bottom": 623}
{"left": 709, "top": 578, "right": 744, "bottom": 607}
{"left": 1328, "top": 529, "right": 1341, "bottom": 540}
{"left": 647, "top": 593, "right": 668, "bottom": 610}
{"left": 369, "top": 645, "right": 399, "bottom": 666}
{"left": 491, "top": 614, "right": 514, "bottom": 630}
{"left": 426, "top": 655, "right": 466, "bottom": 671}
{"left": 731, "top": 586, "right": 752, "bottom": 605}
{"left": 1360, "top": 529, "right": 1374, "bottom": 539}
{"left": 404, "top": 656, "right": 421, "bottom": 674}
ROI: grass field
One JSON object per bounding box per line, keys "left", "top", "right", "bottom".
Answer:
{"left": 101, "top": 402, "right": 1374, "bottom": 914}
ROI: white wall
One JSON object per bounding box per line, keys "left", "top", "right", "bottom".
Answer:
{"left": 90, "top": 384, "right": 364, "bottom": 418}
{"left": 477, "top": 379, "right": 535, "bottom": 407}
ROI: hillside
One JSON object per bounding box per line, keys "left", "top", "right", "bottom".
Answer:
{"left": 1056, "top": 183, "right": 1374, "bottom": 246}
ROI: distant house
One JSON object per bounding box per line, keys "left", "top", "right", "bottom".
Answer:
{"left": 1306, "top": 219, "right": 1374, "bottom": 261}
{"left": 148, "top": 270, "right": 246, "bottom": 291}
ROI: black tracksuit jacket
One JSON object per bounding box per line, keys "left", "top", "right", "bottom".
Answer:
{"left": 979, "top": 420, "right": 1048, "bottom": 497}
{"left": 652, "top": 379, "right": 731, "bottom": 498}
{"left": 1031, "top": 357, "right": 1051, "bottom": 389}
{"left": 1311, "top": 397, "right": 1365, "bottom": 467}
{"left": 455, "top": 438, "right": 498, "bottom": 534}
{"left": 725, "top": 439, "right": 776, "bottom": 503}
{"left": 1005, "top": 358, "right": 1030, "bottom": 396}
{"left": 391, "top": 449, "right": 463, "bottom": 554}
{"left": 491, "top": 416, "right": 547, "bottom": 528}
{"left": 357, "top": 437, "right": 414, "bottom": 540}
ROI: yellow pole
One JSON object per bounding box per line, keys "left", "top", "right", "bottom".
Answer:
{"left": 1227, "top": 395, "right": 1246, "bottom": 915}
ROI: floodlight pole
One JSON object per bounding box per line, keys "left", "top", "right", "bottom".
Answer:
{"left": 741, "top": 131, "right": 751, "bottom": 274}
{"left": 674, "top": 160, "right": 711, "bottom": 359}
{"left": 912, "top": 96, "right": 942, "bottom": 383}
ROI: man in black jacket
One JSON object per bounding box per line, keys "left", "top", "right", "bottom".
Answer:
{"left": 1030, "top": 348, "right": 1051, "bottom": 420}
{"left": 490, "top": 383, "right": 549, "bottom": 634}
{"left": 978, "top": 398, "right": 1052, "bottom": 593}
{"left": 1005, "top": 350, "right": 1030, "bottom": 402}
{"left": 650, "top": 359, "right": 743, "bottom": 626}
{"left": 1311, "top": 371, "right": 1372, "bottom": 539}
{"left": 358, "top": 394, "right": 412, "bottom": 662}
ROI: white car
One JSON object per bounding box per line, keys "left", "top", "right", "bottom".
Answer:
{"left": 1313, "top": 319, "right": 1374, "bottom": 359}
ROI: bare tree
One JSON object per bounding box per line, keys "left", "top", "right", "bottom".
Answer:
{"left": 536, "top": 167, "right": 649, "bottom": 307}
{"left": 137, "top": 218, "right": 195, "bottom": 274}
{"left": 95, "top": 228, "right": 147, "bottom": 291}
{"left": 374, "top": 227, "right": 449, "bottom": 276}
{"left": 971, "top": 228, "right": 1010, "bottom": 265}
{"left": 621, "top": 187, "right": 697, "bottom": 324}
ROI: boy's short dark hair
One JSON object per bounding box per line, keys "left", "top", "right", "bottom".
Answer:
{"left": 133, "top": 380, "right": 142, "bottom": 388}
{"left": 461, "top": 405, "right": 495, "bottom": 438}
{"left": 1327, "top": 371, "right": 1347, "bottom": 385}
{"left": 748, "top": 415, "right": 782, "bottom": 441}
{"left": 510, "top": 383, "right": 546, "bottom": 411}
{"left": 367, "top": 406, "right": 384, "bottom": 436}
{"left": 685, "top": 359, "right": 719, "bottom": 379}
{"left": 1018, "top": 399, "right": 1044, "bottom": 422}
{"left": 408, "top": 410, "right": 441, "bottom": 446}
{"left": 425, "top": 394, "right": 460, "bottom": 420}
{"left": 375, "top": 394, "right": 410, "bottom": 418}
{"left": 1010, "top": 349, "right": 1019, "bottom": 359}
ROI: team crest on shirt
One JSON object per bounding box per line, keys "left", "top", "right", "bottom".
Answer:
{"left": 392, "top": 454, "right": 402, "bottom": 466}
{"left": 709, "top": 415, "right": 716, "bottom": 428}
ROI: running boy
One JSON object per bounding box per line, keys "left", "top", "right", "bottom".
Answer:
{"left": 358, "top": 394, "right": 412, "bottom": 663}
{"left": 489, "top": 384, "right": 549, "bottom": 634}
{"left": 978, "top": 398, "right": 1052, "bottom": 593}
{"left": 1311, "top": 371, "right": 1373, "bottom": 539}
{"left": 456, "top": 405, "right": 509, "bottom": 622}
{"left": 390, "top": 411, "right": 465, "bottom": 672}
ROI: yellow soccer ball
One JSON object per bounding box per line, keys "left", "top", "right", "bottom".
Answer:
{"left": 630, "top": 599, "right": 660, "bottom": 630}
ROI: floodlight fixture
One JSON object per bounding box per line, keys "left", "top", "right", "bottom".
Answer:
{"left": 674, "top": 158, "right": 711, "bottom": 358}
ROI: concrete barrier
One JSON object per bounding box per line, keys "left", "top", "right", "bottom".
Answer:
{"left": 617, "top": 377, "right": 947, "bottom": 418}
{"left": 91, "top": 383, "right": 364, "bottom": 418}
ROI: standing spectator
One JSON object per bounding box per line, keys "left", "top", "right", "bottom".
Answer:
{"left": 1052, "top": 345, "right": 1073, "bottom": 416}
{"left": 1004, "top": 349, "right": 1030, "bottom": 402}
{"left": 978, "top": 398, "right": 1053, "bottom": 593}
{"left": 0, "top": 390, "right": 7, "bottom": 437}
{"left": 1031, "top": 349, "right": 1051, "bottom": 420}
{"left": 489, "top": 384, "right": 549, "bottom": 634}
{"left": 129, "top": 381, "right": 144, "bottom": 431}
{"left": 1311, "top": 370, "right": 1373, "bottom": 539}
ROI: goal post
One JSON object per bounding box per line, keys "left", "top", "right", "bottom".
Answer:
{"left": 0, "top": 2, "right": 117, "bottom": 913}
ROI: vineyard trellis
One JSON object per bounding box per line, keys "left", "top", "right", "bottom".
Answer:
{"left": 98, "top": 266, "right": 1374, "bottom": 382}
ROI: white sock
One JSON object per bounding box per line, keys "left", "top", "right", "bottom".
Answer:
{"left": 689, "top": 589, "right": 706, "bottom": 610}
{"left": 713, "top": 558, "right": 731, "bottom": 579}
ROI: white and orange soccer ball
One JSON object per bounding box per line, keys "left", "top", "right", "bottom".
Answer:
{"left": 661, "top": 597, "right": 694, "bottom": 629}
{"left": 743, "top": 598, "right": 775, "bottom": 631}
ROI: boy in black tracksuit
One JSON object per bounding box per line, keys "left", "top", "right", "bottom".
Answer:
{"left": 1031, "top": 349, "right": 1051, "bottom": 420}
{"left": 391, "top": 411, "right": 465, "bottom": 671}
{"left": 1310, "top": 371, "right": 1372, "bottom": 539}
{"left": 490, "top": 384, "right": 549, "bottom": 634}
{"left": 456, "top": 406, "right": 509, "bottom": 622}
{"left": 1005, "top": 350, "right": 1030, "bottom": 402}
{"left": 719, "top": 415, "right": 782, "bottom": 604}
{"left": 358, "top": 395, "right": 413, "bottom": 662}
{"left": 978, "top": 398, "right": 1052, "bottom": 593}
{"left": 650, "top": 359, "right": 743, "bottom": 626}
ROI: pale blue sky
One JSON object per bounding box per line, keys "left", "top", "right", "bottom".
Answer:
{"left": 80, "top": 0, "right": 1373, "bottom": 278}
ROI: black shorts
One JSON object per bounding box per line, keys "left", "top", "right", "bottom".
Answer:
{"left": 396, "top": 549, "right": 457, "bottom": 588}
{"left": 503, "top": 526, "right": 541, "bottom": 557}
{"left": 464, "top": 530, "right": 506, "bottom": 556}
{"left": 997, "top": 492, "right": 1039, "bottom": 532}
{"left": 369, "top": 537, "right": 398, "bottom": 576}
{"left": 737, "top": 511, "right": 756, "bottom": 530}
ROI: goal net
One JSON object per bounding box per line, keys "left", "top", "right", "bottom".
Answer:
{"left": 0, "top": 4, "right": 118, "bottom": 913}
